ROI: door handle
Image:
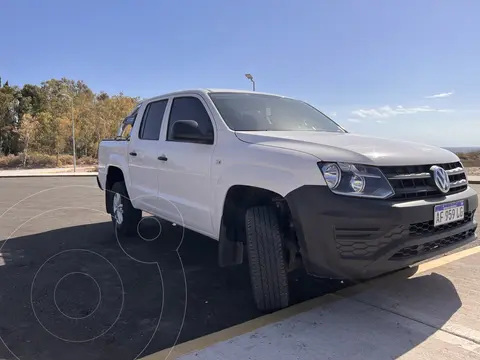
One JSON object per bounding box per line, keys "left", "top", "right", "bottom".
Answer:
{"left": 129, "top": 151, "right": 137, "bottom": 156}
{"left": 157, "top": 155, "right": 168, "bottom": 161}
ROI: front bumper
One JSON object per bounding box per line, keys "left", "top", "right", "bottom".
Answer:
{"left": 285, "top": 185, "right": 478, "bottom": 280}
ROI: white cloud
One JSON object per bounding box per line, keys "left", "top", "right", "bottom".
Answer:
{"left": 425, "top": 91, "right": 454, "bottom": 99}
{"left": 347, "top": 118, "right": 361, "bottom": 123}
{"left": 376, "top": 120, "right": 386, "bottom": 124}
{"left": 352, "top": 109, "right": 384, "bottom": 118}
{"left": 330, "top": 112, "right": 337, "bottom": 117}
{"left": 351, "top": 105, "right": 453, "bottom": 119}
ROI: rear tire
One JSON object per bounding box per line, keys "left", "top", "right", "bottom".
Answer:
{"left": 245, "top": 206, "right": 289, "bottom": 312}
{"left": 111, "top": 181, "right": 142, "bottom": 236}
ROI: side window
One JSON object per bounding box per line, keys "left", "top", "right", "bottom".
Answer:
{"left": 120, "top": 122, "right": 133, "bottom": 139}
{"left": 116, "top": 106, "right": 140, "bottom": 139}
{"left": 167, "top": 97, "right": 214, "bottom": 142}
{"left": 138, "top": 99, "right": 168, "bottom": 140}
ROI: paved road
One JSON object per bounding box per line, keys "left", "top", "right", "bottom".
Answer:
{"left": 0, "top": 178, "right": 346, "bottom": 360}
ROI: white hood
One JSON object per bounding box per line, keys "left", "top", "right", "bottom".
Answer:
{"left": 235, "top": 131, "right": 459, "bottom": 166}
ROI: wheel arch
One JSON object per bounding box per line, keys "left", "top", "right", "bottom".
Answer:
{"left": 105, "top": 165, "right": 125, "bottom": 214}
{"left": 218, "top": 184, "right": 294, "bottom": 267}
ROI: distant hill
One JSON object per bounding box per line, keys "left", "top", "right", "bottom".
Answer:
{"left": 443, "top": 146, "right": 480, "bottom": 154}
{"left": 444, "top": 147, "right": 480, "bottom": 167}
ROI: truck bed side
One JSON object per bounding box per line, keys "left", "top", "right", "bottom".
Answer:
{"left": 97, "top": 139, "right": 130, "bottom": 190}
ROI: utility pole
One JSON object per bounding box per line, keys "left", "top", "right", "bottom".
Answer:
{"left": 245, "top": 73, "right": 255, "bottom": 91}
{"left": 60, "top": 93, "right": 76, "bottom": 173}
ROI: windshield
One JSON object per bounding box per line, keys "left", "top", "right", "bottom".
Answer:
{"left": 209, "top": 92, "right": 345, "bottom": 132}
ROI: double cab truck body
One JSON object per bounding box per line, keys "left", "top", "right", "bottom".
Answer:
{"left": 98, "top": 88, "right": 478, "bottom": 311}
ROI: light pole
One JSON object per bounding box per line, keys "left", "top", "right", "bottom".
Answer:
{"left": 245, "top": 73, "right": 255, "bottom": 91}
{"left": 60, "top": 93, "right": 77, "bottom": 173}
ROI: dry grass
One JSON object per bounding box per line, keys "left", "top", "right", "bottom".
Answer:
{"left": 457, "top": 151, "right": 480, "bottom": 167}
{"left": 0, "top": 153, "right": 97, "bottom": 169}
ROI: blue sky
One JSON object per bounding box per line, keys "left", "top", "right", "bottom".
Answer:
{"left": 1, "top": 0, "right": 479, "bottom": 146}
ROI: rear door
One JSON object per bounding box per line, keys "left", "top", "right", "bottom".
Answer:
{"left": 156, "top": 95, "right": 216, "bottom": 237}
{"left": 128, "top": 98, "right": 169, "bottom": 213}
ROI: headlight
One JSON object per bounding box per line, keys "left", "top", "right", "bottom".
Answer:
{"left": 322, "top": 163, "right": 341, "bottom": 189}
{"left": 319, "top": 162, "right": 394, "bottom": 199}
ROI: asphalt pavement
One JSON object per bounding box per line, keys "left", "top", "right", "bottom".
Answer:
{"left": 0, "top": 178, "right": 346, "bottom": 360}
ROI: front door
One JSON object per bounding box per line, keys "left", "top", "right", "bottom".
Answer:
{"left": 156, "top": 95, "right": 216, "bottom": 237}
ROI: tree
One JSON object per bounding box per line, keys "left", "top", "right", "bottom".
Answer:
{"left": 0, "top": 77, "right": 137, "bottom": 162}
{"left": 0, "top": 84, "right": 21, "bottom": 155}
{"left": 17, "top": 114, "right": 39, "bottom": 166}
{"left": 20, "top": 84, "right": 46, "bottom": 115}
{"left": 97, "top": 92, "right": 109, "bottom": 101}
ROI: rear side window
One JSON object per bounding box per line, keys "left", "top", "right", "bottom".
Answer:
{"left": 116, "top": 104, "right": 141, "bottom": 139}
{"left": 167, "top": 97, "right": 214, "bottom": 141}
{"left": 139, "top": 99, "right": 168, "bottom": 140}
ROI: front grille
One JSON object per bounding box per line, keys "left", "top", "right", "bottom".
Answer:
{"left": 409, "top": 210, "right": 476, "bottom": 236}
{"left": 390, "top": 228, "right": 476, "bottom": 260}
{"left": 380, "top": 162, "right": 468, "bottom": 200}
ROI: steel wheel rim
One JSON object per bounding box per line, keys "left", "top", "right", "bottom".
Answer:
{"left": 113, "top": 193, "right": 124, "bottom": 225}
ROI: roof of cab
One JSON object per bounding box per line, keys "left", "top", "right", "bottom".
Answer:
{"left": 205, "top": 88, "right": 285, "bottom": 97}
{"left": 144, "top": 88, "right": 289, "bottom": 102}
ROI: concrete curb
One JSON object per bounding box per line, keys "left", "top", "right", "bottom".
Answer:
{"left": 468, "top": 175, "right": 480, "bottom": 184}
{"left": 142, "top": 247, "right": 480, "bottom": 360}
{"left": 0, "top": 172, "right": 98, "bottom": 178}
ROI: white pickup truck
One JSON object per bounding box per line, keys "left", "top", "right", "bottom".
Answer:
{"left": 97, "top": 89, "right": 478, "bottom": 312}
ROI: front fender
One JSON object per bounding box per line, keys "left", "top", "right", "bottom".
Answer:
{"left": 211, "top": 154, "right": 324, "bottom": 237}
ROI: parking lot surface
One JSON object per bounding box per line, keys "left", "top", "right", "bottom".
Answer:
{"left": 0, "top": 178, "right": 347, "bottom": 360}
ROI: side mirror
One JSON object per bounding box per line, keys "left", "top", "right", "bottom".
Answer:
{"left": 171, "top": 120, "right": 213, "bottom": 144}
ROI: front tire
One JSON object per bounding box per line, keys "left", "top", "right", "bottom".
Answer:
{"left": 245, "top": 206, "right": 289, "bottom": 312}
{"left": 111, "top": 181, "right": 142, "bottom": 236}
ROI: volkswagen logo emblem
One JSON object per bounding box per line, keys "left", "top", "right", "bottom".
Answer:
{"left": 430, "top": 165, "right": 450, "bottom": 193}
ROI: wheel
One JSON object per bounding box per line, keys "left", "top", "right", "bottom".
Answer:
{"left": 245, "top": 206, "right": 289, "bottom": 312}
{"left": 111, "top": 181, "right": 142, "bottom": 236}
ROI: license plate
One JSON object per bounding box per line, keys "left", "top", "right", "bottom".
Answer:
{"left": 434, "top": 200, "right": 465, "bottom": 227}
